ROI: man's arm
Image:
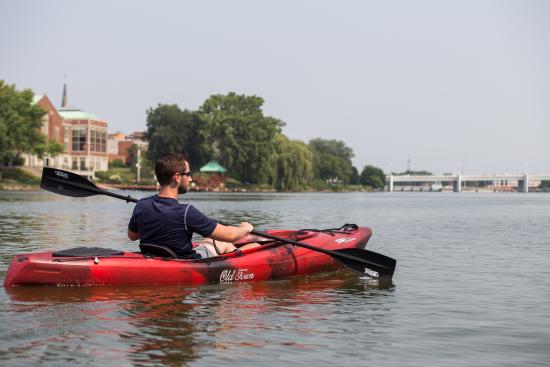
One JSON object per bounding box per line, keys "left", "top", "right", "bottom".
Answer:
{"left": 209, "top": 222, "right": 253, "bottom": 243}
{"left": 128, "top": 229, "right": 140, "bottom": 241}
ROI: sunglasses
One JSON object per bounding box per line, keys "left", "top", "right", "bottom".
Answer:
{"left": 176, "top": 171, "right": 192, "bottom": 177}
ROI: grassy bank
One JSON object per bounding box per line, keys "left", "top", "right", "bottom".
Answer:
{"left": 0, "top": 167, "right": 41, "bottom": 190}
{"left": 95, "top": 167, "right": 156, "bottom": 186}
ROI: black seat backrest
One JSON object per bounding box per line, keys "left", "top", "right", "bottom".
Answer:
{"left": 139, "top": 244, "right": 178, "bottom": 259}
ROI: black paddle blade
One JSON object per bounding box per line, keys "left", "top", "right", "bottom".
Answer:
{"left": 334, "top": 248, "right": 396, "bottom": 280}
{"left": 41, "top": 167, "right": 100, "bottom": 198}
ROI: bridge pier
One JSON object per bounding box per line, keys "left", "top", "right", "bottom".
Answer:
{"left": 454, "top": 174, "right": 462, "bottom": 192}
{"left": 388, "top": 174, "right": 394, "bottom": 192}
{"left": 518, "top": 174, "right": 529, "bottom": 193}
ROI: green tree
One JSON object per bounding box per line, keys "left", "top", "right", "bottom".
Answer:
{"left": 146, "top": 104, "right": 210, "bottom": 169}
{"left": 308, "top": 138, "right": 355, "bottom": 184}
{"left": 199, "top": 92, "right": 283, "bottom": 184}
{"left": 34, "top": 140, "right": 64, "bottom": 160}
{"left": 350, "top": 166, "right": 360, "bottom": 185}
{"left": 360, "top": 165, "right": 386, "bottom": 189}
{"left": 0, "top": 81, "right": 55, "bottom": 165}
{"left": 270, "top": 134, "right": 313, "bottom": 191}
{"left": 394, "top": 170, "right": 433, "bottom": 176}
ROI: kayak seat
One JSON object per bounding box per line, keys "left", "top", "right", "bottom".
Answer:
{"left": 139, "top": 244, "right": 178, "bottom": 259}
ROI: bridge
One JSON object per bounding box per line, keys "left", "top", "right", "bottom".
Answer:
{"left": 386, "top": 173, "right": 550, "bottom": 192}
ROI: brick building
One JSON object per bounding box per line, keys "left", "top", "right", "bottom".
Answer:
{"left": 107, "top": 131, "right": 148, "bottom": 164}
{"left": 23, "top": 84, "right": 109, "bottom": 177}
{"left": 24, "top": 94, "right": 72, "bottom": 169}
{"left": 58, "top": 106, "right": 108, "bottom": 174}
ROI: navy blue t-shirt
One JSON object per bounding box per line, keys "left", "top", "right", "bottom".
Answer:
{"left": 128, "top": 195, "right": 217, "bottom": 258}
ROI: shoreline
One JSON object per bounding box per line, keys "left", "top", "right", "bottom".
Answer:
{"left": 1, "top": 183, "right": 548, "bottom": 193}
{"left": 0, "top": 184, "right": 40, "bottom": 191}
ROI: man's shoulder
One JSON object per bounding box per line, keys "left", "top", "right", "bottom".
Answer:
{"left": 184, "top": 204, "right": 213, "bottom": 221}
{"left": 135, "top": 195, "right": 157, "bottom": 205}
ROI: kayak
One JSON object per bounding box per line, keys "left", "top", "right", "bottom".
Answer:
{"left": 3, "top": 225, "right": 373, "bottom": 287}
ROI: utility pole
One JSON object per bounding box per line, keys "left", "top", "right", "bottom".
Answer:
{"left": 136, "top": 145, "right": 141, "bottom": 183}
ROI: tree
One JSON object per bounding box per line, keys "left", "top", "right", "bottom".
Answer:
{"left": 350, "top": 166, "right": 360, "bottom": 185}
{"left": 270, "top": 133, "right": 313, "bottom": 191}
{"left": 199, "top": 92, "right": 283, "bottom": 184}
{"left": 394, "top": 170, "right": 433, "bottom": 176}
{"left": 34, "top": 140, "right": 64, "bottom": 160}
{"left": 308, "top": 138, "right": 355, "bottom": 184}
{"left": 146, "top": 104, "right": 210, "bottom": 169}
{"left": 0, "top": 81, "right": 54, "bottom": 165}
{"left": 360, "top": 165, "right": 386, "bottom": 189}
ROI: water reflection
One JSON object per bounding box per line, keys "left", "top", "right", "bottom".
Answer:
{"left": 3, "top": 273, "right": 394, "bottom": 366}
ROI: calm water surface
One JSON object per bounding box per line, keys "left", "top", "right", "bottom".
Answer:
{"left": 1, "top": 191, "right": 549, "bottom": 366}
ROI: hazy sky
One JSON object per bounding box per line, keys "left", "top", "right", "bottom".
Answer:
{"left": 1, "top": 0, "right": 549, "bottom": 174}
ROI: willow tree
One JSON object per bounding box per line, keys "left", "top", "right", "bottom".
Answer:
{"left": 271, "top": 134, "right": 313, "bottom": 191}
{"left": 199, "top": 93, "right": 283, "bottom": 184}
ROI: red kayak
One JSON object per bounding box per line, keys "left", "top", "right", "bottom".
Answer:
{"left": 3, "top": 225, "right": 372, "bottom": 287}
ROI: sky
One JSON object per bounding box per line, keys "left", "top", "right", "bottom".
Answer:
{"left": 1, "top": 0, "right": 549, "bottom": 174}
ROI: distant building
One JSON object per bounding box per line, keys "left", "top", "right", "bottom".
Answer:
{"left": 24, "top": 94, "right": 71, "bottom": 169}
{"left": 107, "top": 131, "right": 148, "bottom": 164}
{"left": 23, "top": 83, "right": 109, "bottom": 177}
{"left": 58, "top": 106, "right": 108, "bottom": 174}
{"left": 198, "top": 161, "right": 227, "bottom": 189}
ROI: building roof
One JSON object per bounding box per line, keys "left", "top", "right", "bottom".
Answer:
{"left": 58, "top": 107, "right": 100, "bottom": 121}
{"left": 200, "top": 161, "right": 226, "bottom": 173}
{"left": 108, "top": 132, "right": 127, "bottom": 140}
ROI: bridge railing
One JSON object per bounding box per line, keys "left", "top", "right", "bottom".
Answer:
{"left": 386, "top": 173, "right": 550, "bottom": 193}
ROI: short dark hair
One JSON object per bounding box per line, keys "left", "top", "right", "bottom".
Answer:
{"left": 155, "top": 153, "right": 188, "bottom": 186}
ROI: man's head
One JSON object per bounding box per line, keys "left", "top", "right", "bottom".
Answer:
{"left": 155, "top": 153, "right": 192, "bottom": 194}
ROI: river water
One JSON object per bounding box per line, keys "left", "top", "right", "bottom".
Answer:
{"left": 1, "top": 191, "right": 549, "bottom": 366}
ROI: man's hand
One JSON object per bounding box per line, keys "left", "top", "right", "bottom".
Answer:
{"left": 239, "top": 222, "right": 254, "bottom": 234}
{"left": 210, "top": 222, "right": 254, "bottom": 242}
{"left": 128, "top": 229, "right": 140, "bottom": 241}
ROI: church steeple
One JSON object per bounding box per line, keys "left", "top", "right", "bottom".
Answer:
{"left": 61, "top": 77, "right": 68, "bottom": 108}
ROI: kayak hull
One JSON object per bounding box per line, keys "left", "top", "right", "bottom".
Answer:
{"left": 3, "top": 227, "right": 372, "bottom": 287}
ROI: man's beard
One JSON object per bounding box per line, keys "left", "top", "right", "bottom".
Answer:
{"left": 178, "top": 183, "right": 187, "bottom": 194}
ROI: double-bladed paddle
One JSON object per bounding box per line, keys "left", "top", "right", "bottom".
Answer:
{"left": 40, "top": 167, "right": 396, "bottom": 280}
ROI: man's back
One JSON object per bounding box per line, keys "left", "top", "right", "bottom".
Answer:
{"left": 128, "top": 195, "right": 217, "bottom": 258}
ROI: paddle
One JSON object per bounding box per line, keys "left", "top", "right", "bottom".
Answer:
{"left": 41, "top": 167, "right": 138, "bottom": 203}
{"left": 40, "top": 167, "right": 396, "bottom": 280}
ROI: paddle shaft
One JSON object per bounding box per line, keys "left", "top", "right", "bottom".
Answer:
{"left": 258, "top": 231, "right": 388, "bottom": 269}
{"left": 216, "top": 220, "right": 390, "bottom": 271}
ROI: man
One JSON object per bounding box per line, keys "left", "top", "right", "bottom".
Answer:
{"left": 128, "top": 153, "right": 259, "bottom": 258}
